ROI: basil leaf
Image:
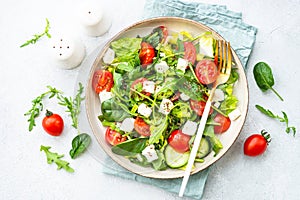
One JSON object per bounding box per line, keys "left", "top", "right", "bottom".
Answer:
{"left": 253, "top": 62, "right": 283, "bottom": 101}
{"left": 69, "top": 133, "right": 91, "bottom": 159}
{"left": 112, "top": 138, "right": 148, "bottom": 156}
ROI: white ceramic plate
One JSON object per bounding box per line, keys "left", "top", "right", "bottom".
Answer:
{"left": 86, "top": 17, "right": 248, "bottom": 179}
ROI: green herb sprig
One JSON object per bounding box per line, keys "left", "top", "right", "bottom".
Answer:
{"left": 20, "top": 18, "right": 51, "bottom": 48}
{"left": 255, "top": 105, "right": 296, "bottom": 136}
{"left": 24, "top": 86, "right": 62, "bottom": 131}
{"left": 57, "top": 82, "right": 84, "bottom": 130}
{"left": 40, "top": 145, "right": 74, "bottom": 173}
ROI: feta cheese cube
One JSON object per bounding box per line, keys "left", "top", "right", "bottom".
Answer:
{"left": 142, "top": 145, "right": 158, "bottom": 162}
{"left": 182, "top": 120, "right": 198, "bottom": 136}
{"left": 213, "top": 101, "right": 221, "bottom": 108}
{"left": 143, "top": 81, "right": 155, "bottom": 94}
{"left": 180, "top": 92, "right": 190, "bottom": 101}
{"left": 154, "top": 61, "right": 169, "bottom": 73}
{"left": 228, "top": 109, "right": 241, "bottom": 121}
{"left": 99, "top": 91, "right": 112, "bottom": 103}
{"left": 212, "top": 89, "right": 225, "bottom": 102}
{"left": 137, "top": 103, "right": 152, "bottom": 118}
{"left": 155, "top": 85, "right": 162, "bottom": 94}
{"left": 159, "top": 98, "right": 174, "bottom": 115}
{"left": 119, "top": 118, "right": 135, "bottom": 132}
{"left": 103, "top": 48, "right": 115, "bottom": 64}
{"left": 177, "top": 58, "right": 188, "bottom": 72}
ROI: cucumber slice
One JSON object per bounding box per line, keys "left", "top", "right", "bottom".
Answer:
{"left": 196, "top": 137, "right": 211, "bottom": 159}
{"left": 164, "top": 145, "right": 190, "bottom": 168}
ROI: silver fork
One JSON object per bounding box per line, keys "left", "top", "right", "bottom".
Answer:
{"left": 179, "top": 40, "right": 232, "bottom": 197}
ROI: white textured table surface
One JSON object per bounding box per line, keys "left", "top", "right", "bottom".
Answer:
{"left": 1, "top": 0, "right": 300, "bottom": 199}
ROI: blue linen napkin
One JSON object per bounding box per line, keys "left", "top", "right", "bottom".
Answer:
{"left": 101, "top": 0, "right": 257, "bottom": 199}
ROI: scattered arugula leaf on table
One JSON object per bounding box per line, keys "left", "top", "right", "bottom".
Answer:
{"left": 57, "top": 82, "right": 85, "bottom": 130}
{"left": 20, "top": 18, "right": 51, "bottom": 48}
{"left": 40, "top": 145, "right": 74, "bottom": 173}
{"left": 255, "top": 105, "right": 296, "bottom": 136}
{"left": 253, "top": 62, "right": 284, "bottom": 101}
{"left": 24, "top": 86, "right": 62, "bottom": 131}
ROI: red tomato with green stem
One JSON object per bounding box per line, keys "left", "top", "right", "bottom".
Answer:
{"left": 105, "top": 127, "right": 127, "bottom": 146}
{"left": 134, "top": 117, "right": 151, "bottom": 137}
{"left": 92, "top": 70, "right": 114, "bottom": 94}
{"left": 213, "top": 113, "right": 231, "bottom": 133}
{"left": 244, "top": 130, "right": 271, "bottom": 157}
{"left": 42, "top": 110, "right": 64, "bottom": 136}
{"left": 168, "top": 130, "right": 191, "bottom": 153}
{"left": 139, "top": 42, "right": 155, "bottom": 68}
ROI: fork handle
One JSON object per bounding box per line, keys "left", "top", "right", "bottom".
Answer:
{"left": 179, "top": 99, "right": 212, "bottom": 197}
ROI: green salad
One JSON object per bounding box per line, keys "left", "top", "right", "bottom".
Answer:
{"left": 91, "top": 26, "right": 239, "bottom": 170}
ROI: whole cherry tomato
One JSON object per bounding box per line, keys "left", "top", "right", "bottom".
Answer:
{"left": 92, "top": 70, "right": 114, "bottom": 94}
{"left": 168, "top": 130, "right": 191, "bottom": 153}
{"left": 244, "top": 130, "right": 271, "bottom": 157}
{"left": 42, "top": 110, "right": 64, "bottom": 136}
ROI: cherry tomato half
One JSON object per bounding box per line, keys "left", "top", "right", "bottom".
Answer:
{"left": 134, "top": 117, "right": 151, "bottom": 137}
{"left": 105, "top": 127, "right": 127, "bottom": 146}
{"left": 139, "top": 42, "right": 155, "bottom": 68}
{"left": 213, "top": 113, "right": 231, "bottom": 134}
{"left": 244, "top": 130, "right": 271, "bottom": 157}
{"left": 184, "top": 41, "right": 197, "bottom": 65}
{"left": 195, "top": 59, "right": 219, "bottom": 85}
{"left": 190, "top": 99, "right": 213, "bottom": 116}
{"left": 92, "top": 70, "right": 114, "bottom": 94}
{"left": 42, "top": 110, "right": 64, "bottom": 136}
{"left": 168, "top": 130, "right": 191, "bottom": 153}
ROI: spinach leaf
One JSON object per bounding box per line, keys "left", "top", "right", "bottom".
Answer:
{"left": 111, "top": 37, "right": 142, "bottom": 57}
{"left": 253, "top": 62, "right": 283, "bottom": 101}
{"left": 176, "top": 76, "right": 205, "bottom": 101}
{"left": 111, "top": 138, "right": 148, "bottom": 156}
{"left": 69, "top": 133, "right": 91, "bottom": 159}
{"left": 255, "top": 105, "right": 296, "bottom": 136}
{"left": 99, "top": 98, "right": 131, "bottom": 122}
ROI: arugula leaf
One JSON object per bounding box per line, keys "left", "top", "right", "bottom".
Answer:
{"left": 149, "top": 116, "right": 169, "bottom": 145}
{"left": 57, "top": 83, "right": 85, "bottom": 129}
{"left": 40, "top": 145, "right": 74, "bottom": 173}
{"left": 20, "top": 18, "right": 51, "bottom": 48}
{"left": 24, "top": 86, "right": 62, "bottom": 131}
{"left": 253, "top": 62, "right": 283, "bottom": 101}
{"left": 255, "top": 105, "right": 296, "bottom": 136}
{"left": 111, "top": 138, "right": 148, "bottom": 156}
{"left": 69, "top": 133, "right": 91, "bottom": 159}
